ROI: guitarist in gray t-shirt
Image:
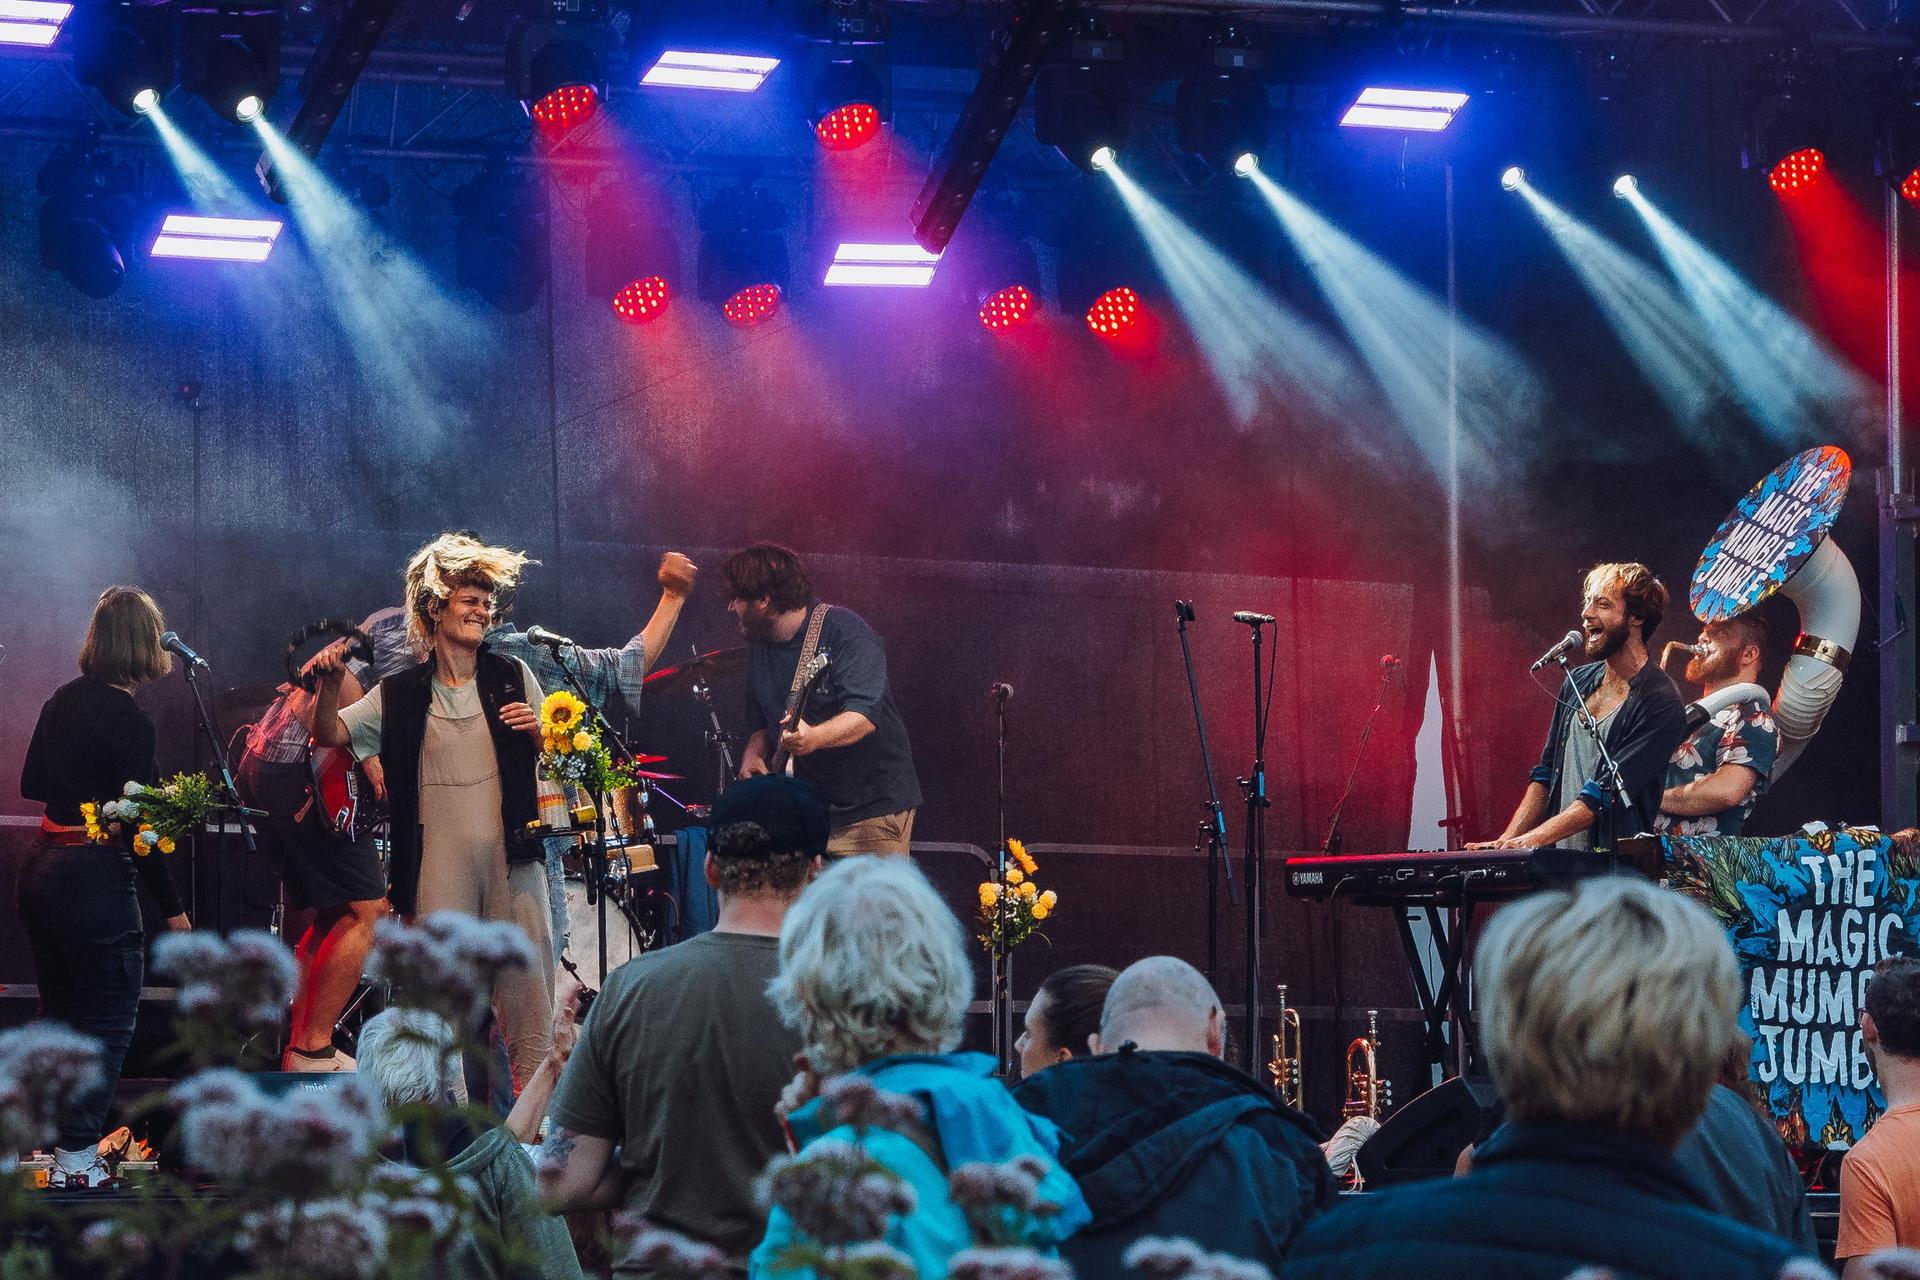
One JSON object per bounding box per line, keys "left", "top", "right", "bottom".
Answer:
{"left": 722, "top": 544, "right": 923, "bottom": 857}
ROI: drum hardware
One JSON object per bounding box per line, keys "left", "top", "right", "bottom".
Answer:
{"left": 1268, "top": 983, "right": 1304, "bottom": 1110}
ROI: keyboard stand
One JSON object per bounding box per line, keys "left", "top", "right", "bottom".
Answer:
{"left": 1387, "top": 891, "right": 1486, "bottom": 1078}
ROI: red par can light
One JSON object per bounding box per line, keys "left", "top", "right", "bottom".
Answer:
{"left": 815, "top": 102, "right": 880, "bottom": 151}
{"left": 1768, "top": 148, "right": 1825, "bottom": 196}
{"left": 1086, "top": 286, "right": 1142, "bottom": 337}
{"left": 1902, "top": 168, "right": 1920, "bottom": 206}
{"left": 612, "top": 276, "right": 671, "bottom": 324}
{"left": 723, "top": 283, "right": 782, "bottom": 327}
{"left": 979, "top": 284, "right": 1035, "bottom": 332}
{"left": 532, "top": 84, "right": 600, "bottom": 135}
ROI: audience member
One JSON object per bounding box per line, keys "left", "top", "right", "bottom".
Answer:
{"left": 1285, "top": 875, "right": 1813, "bottom": 1280}
{"left": 539, "top": 776, "right": 825, "bottom": 1274}
{"left": 1671, "top": 1037, "right": 1814, "bottom": 1250}
{"left": 1013, "top": 955, "right": 1333, "bottom": 1275}
{"left": 751, "top": 856, "right": 1089, "bottom": 1279}
{"left": 1838, "top": 955, "right": 1920, "bottom": 1275}
{"left": 1016, "top": 963, "right": 1117, "bottom": 1079}
{"left": 357, "top": 1006, "right": 582, "bottom": 1280}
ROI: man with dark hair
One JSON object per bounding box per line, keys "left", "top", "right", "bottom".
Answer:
{"left": 1472, "top": 562, "right": 1686, "bottom": 851}
{"left": 1657, "top": 614, "right": 1777, "bottom": 836}
{"left": 537, "top": 776, "right": 825, "bottom": 1272}
{"left": 723, "top": 544, "right": 921, "bottom": 857}
{"left": 1837, "top": 956, "right": 1920, "bottom": 1273}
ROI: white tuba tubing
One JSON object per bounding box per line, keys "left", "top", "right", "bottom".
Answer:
{"left": 1772, "top": 537, "right": 1861, "bottom": 780}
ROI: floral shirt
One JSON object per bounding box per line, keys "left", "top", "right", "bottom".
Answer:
{"left": 1653, "top": 697, "right": 1777, "bottom": 837}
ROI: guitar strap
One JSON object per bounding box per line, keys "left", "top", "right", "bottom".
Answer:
{"left": 787, "top": 603, "right": 831, "bottom": 710}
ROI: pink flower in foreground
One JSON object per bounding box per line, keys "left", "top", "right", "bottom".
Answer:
{"left": 155, "top": 930, "right": 299, "bottom": 1043}
{"left": 758, "top": 1138, "right": 918, "bottom": 1246}
{"left": 612, "top": 1219, "right": 735, "bottom": 1280}
{"left": 172, "top": 1068, "right": 385, "bottom": 1193}
{"left": 1123, "top": 1237, "right": 1273, "bottom": 1280}
{"left": 0, "top": 1023, "right": 102, "bottom": 1154}
{"left": 367, "top": 912, "right": 536, "bottom": 1031}
{"left": 949, "top": 1246, "right": 1074, "bottom": 1280}
{"left": 236, "top": 1198, "right": 389, "bottom": 1280}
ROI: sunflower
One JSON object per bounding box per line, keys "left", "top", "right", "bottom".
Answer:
{"left": 1009, "top": 838, "right": 1037, "bottom": 875}
{"left": 541, "top": 690, "right": 588, "bottom": 733}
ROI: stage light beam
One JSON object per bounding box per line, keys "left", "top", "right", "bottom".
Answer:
{"left": 1100, "top": 157, "right": 1374, "bottom": 428}
{"left": 1500, "top": 166, "right": 1524, "bottom": 191}
{"left": 1613, "top": 174, "right": 1637, "bottom": 198}
{"left": 1248, "top": 168, "right": 1547, "bottom": 481}
{"left": 132, "top": 87, "right": 157, "bottom": 114}
{"left": 1090, "top": 145, "right": 1114, "bottom": 172}
{"left": 235, "top": 94, "right": 263, "bottom": 123}
{"left": 1234, "top": 153, "right": 1258, "bottom": 177}
{"left": 1618, "top": 178, "right": 1875, "bottom": 442}
{"left": 144, "top": 96, "right": 250, "bottom": 210}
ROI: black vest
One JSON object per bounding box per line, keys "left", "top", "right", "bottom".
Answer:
{"left": 379, "top": 646, "right": 539, "bottom": 915}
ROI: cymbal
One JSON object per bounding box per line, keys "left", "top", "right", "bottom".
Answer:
{"left": 629, "top": 769, "right": 684, "bottom": 782}
{"left": 630, "top": 753, "right": 668, "bottom": 766}
{"left": 644, "top": 647, "right": 747, "bottom": 696}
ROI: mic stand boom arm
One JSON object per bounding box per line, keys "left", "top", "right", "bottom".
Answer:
{"left": 1174, "top": 602, "right": 1237, "bottom": 988}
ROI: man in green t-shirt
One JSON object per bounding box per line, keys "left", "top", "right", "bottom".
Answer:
{"left": 537, "top": 776, "right": 826, "bottom": 1273}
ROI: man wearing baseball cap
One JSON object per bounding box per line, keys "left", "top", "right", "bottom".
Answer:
{"left": 538, "top": 777, "right": 829, "bottom": 1272}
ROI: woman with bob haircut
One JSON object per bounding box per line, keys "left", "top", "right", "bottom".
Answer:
{"left": 1015, "top": 963, "right": 1118, "bottom": 1079}
{"left": 750, "top": 856, "right": 1089, "bottom": 1279}
{"left": 19, "top": 587, "right": 191, "bottom": 1187}
{"left": 313, "top": 532, "right": 556, "bottom": 1089}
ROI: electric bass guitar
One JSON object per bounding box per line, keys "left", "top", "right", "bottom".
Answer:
{"left": 769, "top": 651, "right": 832, "bottom": 776}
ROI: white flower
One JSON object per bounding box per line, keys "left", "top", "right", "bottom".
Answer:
{"left": 123, "top": 781, "right": 145, "bottom": 797}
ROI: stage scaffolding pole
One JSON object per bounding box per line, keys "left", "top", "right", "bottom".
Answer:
{"left": 1883, "top": 184, "right": 1919, "bottom": 830}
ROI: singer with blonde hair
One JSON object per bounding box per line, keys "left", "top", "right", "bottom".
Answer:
{"left": 312, "top": 534, "right": 556, "bottom": 1089}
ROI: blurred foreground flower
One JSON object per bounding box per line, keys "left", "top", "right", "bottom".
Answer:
{"left": 949, "top": 1246, "right": 1073, "bottom": 1280}
{"left": 155, "top": 929, "right": 298, "bottom": 1054}
{"left": 1124, "top": 1237, "right": 1273, "bottom": 1280}
{"left": 367, "top": 911, "right": 537, "bottom": 1032}
{"left": 236, "top": 1197, "right": 389, "bottom": 1280}
{"left": 0, "top": 1022, "right": 102, "bottom": 1155}
{"left": 948, "top": 1155, "right": 1061, "bottom": 1247}
{"left": 172, "top": 1068, "right": 384, "bottom": 1194}
{"left": 612, "top": 1218, "right": 735, "bottom": 1280}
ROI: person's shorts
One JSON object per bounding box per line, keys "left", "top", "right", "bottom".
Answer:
{"left": 236, "top": 755, "right": 388, "bottom": 911}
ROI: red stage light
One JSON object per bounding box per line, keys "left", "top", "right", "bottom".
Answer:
{"left": 979, "top": 284, "right": 1034, "bottom": 332}
{"left": 1903, "top": 169, "right": 1920, "bottom": 206}
{"left": 532, "top": 84, "right": 600, "bottom": 135}
{"left": 815, "top": 102, "right": 880, "bottom": 151}
{"left": 612, "top": 276, "right": 670, "bottom": 324}
{"left": 1086, "top": 286, "right": 1142, "bottom": 337}
{"left": 1768, "top": 148, "right": 1825, "bottom": 196}
{"left": 723, "top": 283, "right": 782, "bottom": 327}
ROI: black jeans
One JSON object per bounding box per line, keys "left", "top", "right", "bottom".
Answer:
{"left": 16, "top": 839, "right": 145, "bottom": 1151}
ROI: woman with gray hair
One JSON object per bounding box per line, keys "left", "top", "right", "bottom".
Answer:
{"left": 356, "top": 1006, "right": 582, "bottom": 1280}
{"left": 750, "top": 856, "right": 1089, "bottom": 1279}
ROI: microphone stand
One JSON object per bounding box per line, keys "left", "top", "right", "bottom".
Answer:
{"left": 1554, "top": 656, "right": 1631, "bottom": 854}
{"left": 181, "top": 656, "right": 257, "bottom": 932}
{"left": 1322, "top": 660, "right": 1403, "bottom": 854}
{"left": 1174, "top": 602, "right": 1236, "bottom": 984}
{"left": 1236, "top": 615, "right": 1272, "bottom": 1078}
{"left": 550, "top": 647, "right": 639, "bottom": 985}
{"left": 990, "top": 684, "right": 1013, "bottom": 1075}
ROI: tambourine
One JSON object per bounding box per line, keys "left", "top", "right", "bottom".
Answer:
{"left": 286, "top": 620, "right": 374, "bottom": 692}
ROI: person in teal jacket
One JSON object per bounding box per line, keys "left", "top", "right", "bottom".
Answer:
{"left": 750, "top": 858, "right": 1090, "bottom": 1280}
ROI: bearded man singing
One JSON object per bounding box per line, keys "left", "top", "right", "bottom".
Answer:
{"left": 1655, "top": 614, "right": 1778, "bottom": 836}
{"left": 1470, "top": 563, "right": 1687, "bottom": 852}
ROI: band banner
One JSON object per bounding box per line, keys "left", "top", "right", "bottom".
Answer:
{"left": 1664, "top": 830, "right": 1920, "bottom": 1149}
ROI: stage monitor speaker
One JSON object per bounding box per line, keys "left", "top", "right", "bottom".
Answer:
{"left": 1355, "top": 1075, "right": 1500, "bottom": 1187}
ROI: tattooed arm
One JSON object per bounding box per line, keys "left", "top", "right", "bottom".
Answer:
{"left": 535, "top": 1125, "right": 624, "bottom": 1213}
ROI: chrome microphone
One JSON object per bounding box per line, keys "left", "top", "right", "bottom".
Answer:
{"left": 1232, "top": 611, "right": 1276, "bottom": 626}
{"left": 160, "top": 631, "right": 209, "bottom": 669}
{"left": 525, "top": 625, "right": 575, "bottom": 649}
{"left": 1529, "top": 630, "right": 1584, "bottom": 673}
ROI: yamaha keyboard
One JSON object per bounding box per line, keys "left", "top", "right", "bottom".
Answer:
{"left": 1283, "top": 839, "right": 1662, "bottom": 904}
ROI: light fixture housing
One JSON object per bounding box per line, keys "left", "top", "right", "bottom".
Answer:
{"left": 69, "top": 0, "right": 175, "bottom": 117}
{"left": 0, "top": 0, "right": 72, "bottom": 49}
{"left": 181, "top": 4, "right": 282, "bottom": 125}
{"left": 1036, "top": 59, "right": 1130, "bottom": 173}
{"left": 509, "top": 8, "right": 605, "bottom": 137}
{"left": 809, "top": 52, "right": 888, "bottom": 150}
{"left": 1175, "top": 58, "right": 1268, "bottom": 175}
{"left": 151, "top": 212, "right": 283, "bottom": 262}
{"left": 1339, "top": 86, "right": 1470, "bottom": 132}
{"left": 37, "top": 145, "right": 139, "bottom": 297}
{"left": 641, "top": 48, "right": 778, "bottom": 91}
{"left": 1613, "top": 173, "right": 1638, "bottom": 197}
{"left": 1501, "top": 165, "right": 1525, "bottom": 191}
{"left": 823, "top": 241, "right": 940, "bottom": 288}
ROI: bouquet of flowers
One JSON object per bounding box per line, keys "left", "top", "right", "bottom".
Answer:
{"left": 536, "top": 690, "right": 638, "bottom": 798}
{"left": 81, "top": 773, "right": 217, "bottom": 857}
{"left": 976, "top": 839, "right": 1058, "bottom": 953}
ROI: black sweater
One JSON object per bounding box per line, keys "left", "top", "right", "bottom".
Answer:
{"left": 21, "top": 676, "right": 186, "bottom": 916}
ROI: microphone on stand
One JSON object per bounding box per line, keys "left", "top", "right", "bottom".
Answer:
{"left": 1529, "top": 630, "right": 1585, "bottom": 673}
{"left": 1232, "top": 611, "right": 1275, "bottom": 626}
{"left": 989, "top": 682, "right": 1014, "bottom": 703}
{"left": 526, "top": 625, "right": 576, "bottom": 649}
{"left": 1380, "top": 654, "right": 1402, "bottom": 671}
{"left": 160, "top": 631, "right": 209, "bottom": 670}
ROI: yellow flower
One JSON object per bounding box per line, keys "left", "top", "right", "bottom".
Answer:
{"left": 1006, "top": 866, "right": 1025, "bottom": 886}
{"left": 979, "top": 882, "right": 1002, "bottom": 905}
{"left": 1039, "top": 889, "right": 1058, "bottom": 909}
{"left": 138, "top": 823, "right": 153, "bottom": 833}
{"left": 1017, "top": 880, "right": 1037, "bottom": 901}
{"left": 1032, "top": 902, "right": 1051, "bottom": 921}
{"left": 572, "top": 730, "right": 593, "bottom": 753}
{"left": 157, "top": 836, "right": 176, "bottom": 855}
{"left": 1009, "top": 839, "right": 1037, "bottom": 875}
{"left": 80, "top": 803, "right": 96, "bottom": 819}
{"left": 541, "top": 690, "right": 587, "bottom": 732}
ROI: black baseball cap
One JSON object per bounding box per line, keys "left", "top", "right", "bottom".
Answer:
{"left": 709, "top": 776, "right": 830, "bottom": 859}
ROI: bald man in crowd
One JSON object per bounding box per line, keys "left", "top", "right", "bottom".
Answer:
{"left": 1014, "top": 956, "right": 1332, "bottom": 1275}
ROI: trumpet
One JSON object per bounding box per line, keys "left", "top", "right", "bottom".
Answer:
{"left": 1268, "top": 984, "right": 1304, "bottom": 1109}
{"left": 1661, "top": 640, "right": 1707, "bottom": 668}
{"left": 1342, "top": 1009, "right": 1389, "bottom": 1122}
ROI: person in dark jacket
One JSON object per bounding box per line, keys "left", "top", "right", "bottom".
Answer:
{"left": 1472, "top": 561, "right": 1686, "bottom": 850}
{"left": 1286, "top": 877, "right": 1814, "bottom": 1280}
{"left": 1014, "top": 956, "right": 1333, "bottom": 1276}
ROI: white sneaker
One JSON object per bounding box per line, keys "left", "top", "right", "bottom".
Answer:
{"left": 284, "top": 1048, "right": 356, "bottom": 1073}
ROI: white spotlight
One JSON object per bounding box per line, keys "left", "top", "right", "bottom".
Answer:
{"left": 1500, "top": 165, "right": 1524, "bottom": 191}
{"left": 235, "top": 94, "right": 263, "bottom": 123}
{"left": 1233, "top": 153, "right": 1258, "bottom": 178}
{"left": 131, "top": 87, "right": 158, "bottom": 114}
{"left": 1613, "top": 174, "right": 1638, "bottom": 198}
{"left": 1090, "top": 145, "right": 1115, "bottom": 172}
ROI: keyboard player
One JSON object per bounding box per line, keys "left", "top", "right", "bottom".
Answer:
{"left": 1469, "top": 563, "right": 1686, "bottom": 852}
